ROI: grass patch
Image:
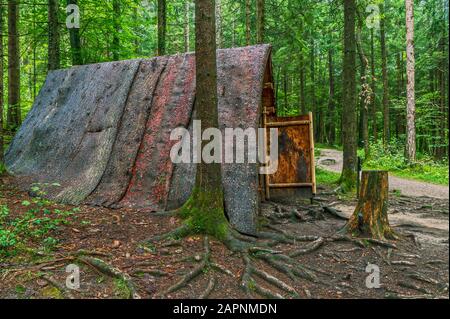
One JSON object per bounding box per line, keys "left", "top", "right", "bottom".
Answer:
{"left": 317, "top": 140, "right": 448, "bottom": 186}
{"left": 316, "top": 167, "right": 340, "bottom": 186}
{"left": 359, "top": 140, "right": 448, "bottom": 186}
{"left": 315, "top": 143, "right": 343, "bottom": 151}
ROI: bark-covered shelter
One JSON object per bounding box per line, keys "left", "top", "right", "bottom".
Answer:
{"left": 5, "top": 45, "right": 315, "bottom": 235}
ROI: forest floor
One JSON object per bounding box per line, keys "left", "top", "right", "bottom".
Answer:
{"left": 317, "top": 148, "right": 449, "bottom": 199}
{"left": 0, "top": 173, "right": 448, "bottom": 299}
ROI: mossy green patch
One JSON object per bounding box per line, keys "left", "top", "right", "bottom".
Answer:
{"left": 178, "top": 188, "right": 229, "bottom": 241}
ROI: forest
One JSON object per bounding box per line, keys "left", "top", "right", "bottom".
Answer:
{"left": 0, "top": 0, "right": 449, "bottom": 183}
{"left": 0, "top": 0, "right": 448, "bottom": 301}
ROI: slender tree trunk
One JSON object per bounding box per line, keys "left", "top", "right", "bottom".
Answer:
{"left": 310, "top": 37, "right": 316, "bottom": 137}
{"left": 395, "top": 52, "right": 403, "bottom": 137}
{"left": 215, "top": 0, "right": 222, "bottom": 48}
{"left": 0, "top": 5, "right": 4, "bottom": 163}
{"left": 7, "top": 0, "right": 21, "bottom": 129}
{"left": 112, "top": 0, "right": 120, "bottom": 60}
{"left": 256, "top": 0, "right": 264, "bottom": 44}
{"left": 245, "top": 0, "right": 251, "bottom": 45}
{"left": 436, "top": 30, "right": 447, "bottom": 158}
{"left": 380, "top": 3, "right": 390, "bottom": 147}
{"left": 405, "top": 0, "right": 416, "bottom": 162}
{"left": 356, "top": 23, "right": 370, "bottom": 158}
{"left": 299, "top": 54, "right": 305, "bottom": 115}
{"left": 184, "top": 1, "right": 190, "bottom": 52}
{"left": 133, "top": 5, "right": 139, "bottom": 55}
{"left": 67, "top": 0, "right": 82, "bottom": 65}
{"left": 370, "top": 28, "right": 377, "bottom": 142}
{"left": 299, "top": 19, "right": 305, "bottom": 114}
{"left": 326, "top": 49, "right": 335, "bottom": 145}
{"left": 341, "top": 0, "right": 357, "bottom": 190}
{"left": 157, "top": 0, "right": 166, "bottom": 56}
{"left": 48, "top": 0, "right": 60, "bottom": 70}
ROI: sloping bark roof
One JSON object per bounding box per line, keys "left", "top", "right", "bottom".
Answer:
{"left": 5, "top": 44, "right": 272, "bottom": 235}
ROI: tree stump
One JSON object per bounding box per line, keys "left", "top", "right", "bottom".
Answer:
{"left": 344, "top": 170, "right": 396, "bottom": 240}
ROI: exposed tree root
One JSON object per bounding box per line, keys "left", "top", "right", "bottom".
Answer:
{"left": 199, "top": 276, "right": 216, "bottom": 299}
{"left": 77, "top": 256, "right": 140, "bottom": 299}
{"left": 289, "top": 237, "right": 324, "bottom": 257}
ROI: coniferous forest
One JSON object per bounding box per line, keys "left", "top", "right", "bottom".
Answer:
{"left": 0, "top": 0, "right": 448, "bottom": 301}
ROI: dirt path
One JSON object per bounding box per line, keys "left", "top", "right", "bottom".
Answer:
{"left": 317, "top": 148, "right": 449, "bottom": 199}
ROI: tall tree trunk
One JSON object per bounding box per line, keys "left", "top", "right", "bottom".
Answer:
{"left": 299, "top": 19, "right": 305, "bottom": 114}
{"left": 181, "top": 0, "right": 227, "bottom": 238}
{"left": 327, "top": 48, "right": 335, "bottom": 145}
{"left": 395, "top": 52, "right": 403, "bottom": 137}
{"left": 215, "top": 0, "right": 222, "bottom": 48}
{"left": 370, "top": 28, "right": 377, "bottom": 142}
{"left": 436, "top": 27, "right": 447, "bottom": 158}
{"left": 245, "top": 0, "right": 251, "bottom": 45}
{"left": 356, "top": 21, "right": 370, "bottom": 158}
{"left": 341, "top": 0, "right": 357, "bottom": 190}
{"left": 256, "top": 0, "right": 264, "bottom": 44}
{"left": 380, "top": 3, "right": 390, "bottom": 147}
{"left": 157, "top": 0, "right": 166, "bottom": 56}
{"left": 405, "top": 0, "right": 416, "bottom": 162}
{"left": 7, "top": 0, "right": 21, "bottom": 129}
{"left": 0, "top": 5, "right": 4, "bottom": 163}
{"left": 112, "top": 0, "right": 120, "bottom": 60}
{"left": 184, "top": 1, "right": 190, "bottom": 52}
{"left": 133, "top": 4, "right": 139, "bottom": 55}
{"left": 48, "top": 0, "right": 60, "bottom": 70}
{"left": 310, "top": 37, "right": 316, "bottom": 137}
{"left": 67, "top": 0, "right": 82, "bottom": 65}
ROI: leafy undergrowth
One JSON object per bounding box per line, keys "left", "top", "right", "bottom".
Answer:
{"left": 0, "top": 184, "right": 80, "bottom": 259}
{"left": 359, "top": 140, "right": 449, "bottom": 186}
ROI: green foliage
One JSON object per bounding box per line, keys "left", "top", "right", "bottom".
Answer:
{"left": 0, "top": 194, "right": 80, "bottom": 256}
{"left": 0, "top": 163, "right": 6, "bottom": 175}
{"left": 362, "top": 139, "right": 448, "bottom": 185}
{"left": 315, "top": 167, "right": 340, "bottom": 186}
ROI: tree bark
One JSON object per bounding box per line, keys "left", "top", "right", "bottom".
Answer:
{"left": 67, "top": 0, "right": 82, "bottom": 65}
{"left": 356, "top": 21, "right": 370, "bottom": 158}
{"left": 310, "top": 36, "right": 316, "bottom": 138}
{"left": 184, "top": 0, "right": 190, "bottom": 52}
{"left": 299, "top": 20, "right": 305, "bottom": 115}
{"left": 7, "top": 0, "right": 21, "bottom": 129}
{"left": 215, "top": 0, "right": 222, "bottom": 48}
{"left": 380, "top": 3, "right": 390, "bottom": 147}
{"left": 180, "top": 0, "right": 226, "bottom": 238}
{"left": 157, "top": 0, "right": 166, "bottom": 56}
{"left": 345, "top": 171, "right": 395, "bottom": 240}
{"left": 395, "top": 52, "right": 403, "bottom": 138}
{"left": 341, "top": 0, "right": 357, "bottom": 190}
{"left": 112, "top": 0, "right": 120, "bottom": 60}
{"left": 405, "top": 0, "right": 416, "bottom": 162}
{"left": 327, "top": 48, "right": 335, "bottom": 144}
{"left": 245, "top": 0, "right": 251, "bottom": 45}
{"left": 48, "top": 0, "right": 60, "bottom": 70}
{"left": 0, "top": 5, "right": 4, "bottom": 163}
{"left": 256, "top": 0, "right": 264, "bottom": 44}
{"left": 370, "top": 28, "right": 377, "bottom": 142}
